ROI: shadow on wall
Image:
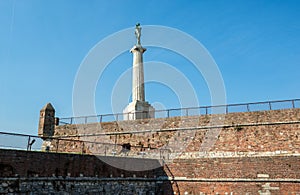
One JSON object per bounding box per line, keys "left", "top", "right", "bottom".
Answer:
{"left": 0, "top": 149, "right": 173, "bottom": 194}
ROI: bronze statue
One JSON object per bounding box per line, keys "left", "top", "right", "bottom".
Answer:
{"left": 135, "top": 23, "right": 141, "bottom": 45}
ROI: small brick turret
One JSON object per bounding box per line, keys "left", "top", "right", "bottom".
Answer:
{"left": 38, "top": 103, "right": 55, "bottom": 138}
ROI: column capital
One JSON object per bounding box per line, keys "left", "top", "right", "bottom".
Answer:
{"left": 130, "top": 45, "right": 146, "bottom": 53}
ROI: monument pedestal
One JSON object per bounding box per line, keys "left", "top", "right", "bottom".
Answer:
{"left": 123, "top": 100, "right": 155, "bottom": 120}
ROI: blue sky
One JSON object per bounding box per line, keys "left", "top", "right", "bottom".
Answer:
{"left": 0, "top": 0, "right": 300, "bottom": 135}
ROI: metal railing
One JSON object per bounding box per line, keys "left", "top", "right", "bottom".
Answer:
{"left": 59, "top": 99, "right": 300, "bottom": 125}
{"left": 0, "top": 131, "right": 43, "bottom": 151}
{"left": 0, "top": 131, "right": 170, "bottom": 159}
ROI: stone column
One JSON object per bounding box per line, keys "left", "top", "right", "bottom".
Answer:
{"left": 131, "top": 45, "right": 146, "bottom": 102}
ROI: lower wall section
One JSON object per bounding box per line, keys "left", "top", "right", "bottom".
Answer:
{"left": 166, "top": 156, "right": 300, "bottom": 179}
{"left": 0, "top": 177, "right": 168, "bottom": 194}
{"left": 0, "top": 149, "right": 165, "bottom": 177}
{"left": 165, "top": 156, "right": 300, "bottom": 194}
{"left": 1, "top": 149, "right": 300, "bottom": 194}
{"left": 2, "top": 177, "right": 299, "bottom": 195}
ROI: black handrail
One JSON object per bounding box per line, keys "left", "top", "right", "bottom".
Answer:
{"left": 58, "top": 99, "right": 300, "bottom": 125}
{"left": 0, "top": 131, "right": 171, "bottom": 158}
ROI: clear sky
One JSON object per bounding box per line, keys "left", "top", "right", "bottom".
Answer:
{"left": 1, "top": 0, "right": 300, "bottom": 135}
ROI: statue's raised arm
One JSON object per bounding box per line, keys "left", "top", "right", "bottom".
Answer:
{"left": 135, "top": 23, "right": 141, "bottom": 45}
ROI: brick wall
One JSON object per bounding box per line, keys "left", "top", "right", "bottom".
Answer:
{"left": 164, "top": 156, "right": 300, "bottom": 194}
{"left": 1, "top": 149, "right": 299, "bottom": 194}
{"left": 51, "top": 109, "right": 300, "bottom": 156}
{"left": 0, "top": 149, "right": 172, "bottom": 194}
{"left": 166, "top": 156, "right": 300, "bottom": 179}
{"left": 0, "top": 149, "right": 166, "bottom": 178}
{"left": 13, "top": 108, "right": 299, "bottom": 194}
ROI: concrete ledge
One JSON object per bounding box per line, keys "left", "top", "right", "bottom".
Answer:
{"left": 174, "top": 151, "right": 300, "bottom": 159}
{"left": 156, "top": 177, "right": 300, "bottom": 183}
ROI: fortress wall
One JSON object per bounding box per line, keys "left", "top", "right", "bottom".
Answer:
{"left": 167, "top": 156, "right": 300, "bottom": 179}
{"left": 55, "top": 108, "right": 300, "bottom": 135}
{"left": 164, "top": 155, "right": 300, "bottom": 194}
{"left": 52, "top": 109, "right": 300, "bottom": 155}
{"left": 0, "top": 149, "right": 172, "bottom": 194}
{"left": 1, "top": 149, "right": 299, "bottom": 194}
{"left": 166, "top": 156, "right": 300, "bottom": 194}
{"left": 41, "top": 108, "right": 300, "bottom": 193}
{"left": 0, "top": 149, "right": 164, "bottom": 178}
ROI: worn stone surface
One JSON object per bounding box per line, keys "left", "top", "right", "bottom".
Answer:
{"left": 0, "top": 177, "right": 163, "bottom": 194}
{"left": 38, "top": 103, "right": 56, "bottom": 137}
{"left": 1, "top": 178, "right": 299, "bottom": 195}
{"left": 52, "top": 108, "right": 300, "bottom": 157}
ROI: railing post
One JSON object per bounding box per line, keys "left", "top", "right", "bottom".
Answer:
{"left": 26, "top": 136, "right": 31, "bottom": 151}
{"left": 57, "top": 98, "right": 299, "bottom": 125}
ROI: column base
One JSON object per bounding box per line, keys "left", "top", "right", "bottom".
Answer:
{"left": 123, "top": 100, "right": 155, "bottom": 120}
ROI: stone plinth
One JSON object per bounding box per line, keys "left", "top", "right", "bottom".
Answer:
{"left": 123, "top": 100, "right": 155, "bottom": 120}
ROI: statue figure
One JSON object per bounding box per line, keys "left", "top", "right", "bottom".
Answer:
{"left": 135, "top": 23, "right": 141, "bottom": 45}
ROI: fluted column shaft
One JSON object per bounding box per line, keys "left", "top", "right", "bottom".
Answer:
{"left": 130, "top": 45, "right": 146, "bottom": 102}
